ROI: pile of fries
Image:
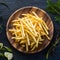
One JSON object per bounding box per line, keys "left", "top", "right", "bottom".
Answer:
{"left": 9, "top": 11, "right": 50, "bottom": 51}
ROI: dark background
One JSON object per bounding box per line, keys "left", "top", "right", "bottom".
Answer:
{"left": 0, "top": 0, "right": 60, "bottom": 60}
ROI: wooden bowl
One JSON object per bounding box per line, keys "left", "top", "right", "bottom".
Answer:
{"left": 6, "top": 6, "right": 54, "bottom": 53}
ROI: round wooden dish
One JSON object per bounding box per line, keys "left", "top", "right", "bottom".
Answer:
{"left": 6, "top": 6, "right": 54, "bottom": 53}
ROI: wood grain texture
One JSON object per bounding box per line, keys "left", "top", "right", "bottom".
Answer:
{"left": 6, "top": 6, "right": 54, "bottom": 53}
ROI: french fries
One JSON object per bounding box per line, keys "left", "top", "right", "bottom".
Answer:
{"left": 9, "top": 11, "right": 50, "bottom": 52}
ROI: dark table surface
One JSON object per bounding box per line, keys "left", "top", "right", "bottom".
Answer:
{"left": 0, "top": 0, "right": 60, "bottom": 60}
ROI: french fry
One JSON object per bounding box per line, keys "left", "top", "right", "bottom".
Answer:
{"left": 30, "top": 42, "right": 35, "bottom": 48}
{"left": 21, "top": 45, "right": 25, "bottom": 47}
{"left": 31, "top": 45, "right": 36, "bottom": 51}
{"left": 21, "top": 22, "right": 25, "bottom": 38}
{"left": 26, "top": 33, "right": 30, "bottom": 45}
{"left": 41, "top": 23, "right": 49, "bottom": 35}
{"left": 9, "top": 11, "right": 50, "bottom": 52}
{"left": 41, "top": 20, "right": 49, "bottom": 30}
{"left": 41, "top": 32, "right": 50, "bottom": 40}
{"left": 11, "top": 37, "right": 23, "bottom": 40}
{"left": 12, "top": 19, "right": 20, "bottom": 22}
{"left": 20, "top": 40, "right": 26, "bottom": 44}
{"left": 19, "top": 18, "right": 37, "bottom": 36}
{"left": 36, "top": 33, "right": 40, "bottom": 47}
{"left": 26, "top": 43, "right": 28, "bottom": 52}
{"left": 32, "top": 11, "right": 39, "bottom": 19}
{"left": 25, "top": 29, "right": 36, "bottom": 43}
{"left": 38, "top": 23, "right": 43, "bottom": 30}
{"left": 13, "top": 23, "right": 20, "bottom": 26}
{"left": 25, "top": 17, "right": 37, "bottom": 36}
{"left": 38, "top": 42, "right": 42, "bottom": 44}
{"left": 32, "top": 11, "right": 49, "bottom": 30}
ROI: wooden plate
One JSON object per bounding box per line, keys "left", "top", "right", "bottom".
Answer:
{"left": 6, "top": 6, "right": 54, "bottom": 53}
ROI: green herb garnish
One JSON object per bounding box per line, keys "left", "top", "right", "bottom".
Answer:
{"left": 0, "top": 2, "right": 9, "bottom": 9}
{"left": 0, "top": 53, "right": 4, "bottom": 57}
{"left": 0, "top": 2, "right": 9, "bottom": 34}
{"left": 0, "top": 43, "right": 13, "bottom": 60}
{"left": 3, "top": 46, "right": 12, "bottom": 52}
{"left": 46, "top": 0, "right": 60, "bottom": 23}
{"left": 45, "top": 1, "right": 60, "bottom": 58}
{"left": 45, "top": 35, "right": 60, "bottom": 59}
